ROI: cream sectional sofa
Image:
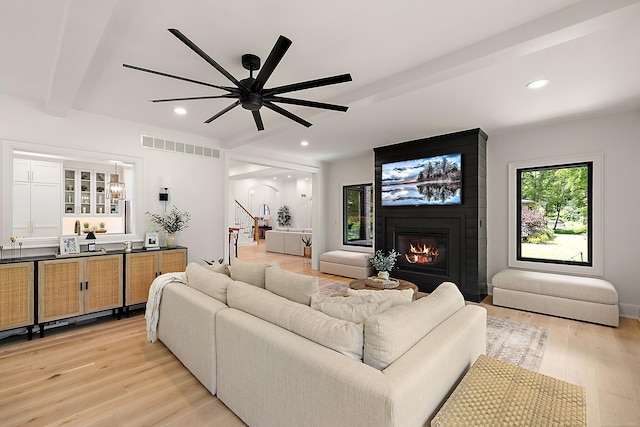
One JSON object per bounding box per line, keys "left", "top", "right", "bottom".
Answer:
{"left": 152, "top": 259, "right": 486, "bottom": 427}
{"left": 265, "top": 227, "right": 312, "bottom": 256}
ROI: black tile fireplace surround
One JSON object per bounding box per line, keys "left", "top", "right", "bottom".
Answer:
{"left": 374, "top": 128, "right": 488, "bottom": 302}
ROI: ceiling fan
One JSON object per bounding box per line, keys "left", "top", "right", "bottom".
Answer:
{"left": 123, "top": 29, "right": 352, "bottom": 131}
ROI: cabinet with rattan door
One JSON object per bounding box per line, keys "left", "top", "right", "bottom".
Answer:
{"left": 124, "top": 247, "right": 187, "bottom": 307}
{"left": 37, "top": 255, "right": 123, "bottom": 335}
{"left": 0, "top": 262, "right": 35, "bottom": 338}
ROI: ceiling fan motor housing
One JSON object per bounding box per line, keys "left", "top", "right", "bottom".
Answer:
{"left": 239, "top": 77, "right": 263, "bottom": 110}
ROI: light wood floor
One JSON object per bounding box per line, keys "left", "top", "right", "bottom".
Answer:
{"left": 1, "top": 243, "right": 638, "bottom": 426}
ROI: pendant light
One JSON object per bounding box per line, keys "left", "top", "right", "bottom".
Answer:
{"left": 107, "top": 162, "right": 126, "bottom": 203}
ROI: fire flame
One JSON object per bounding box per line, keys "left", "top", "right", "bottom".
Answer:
{"left": 404, "top": 242, "right": 440, "bottom": 264}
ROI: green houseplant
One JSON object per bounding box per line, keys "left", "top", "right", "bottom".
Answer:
{"left": 370, "top": 249, "right": 400, "bottom": 279}
{"left": 277, "top": 205, "right": 292, "bottom": 227}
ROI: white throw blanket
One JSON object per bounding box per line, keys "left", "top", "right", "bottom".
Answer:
{"left": 145, "top": 272, "right": 187, "bottom": 343}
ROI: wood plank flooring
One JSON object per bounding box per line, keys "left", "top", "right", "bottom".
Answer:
{"left": 1, "top": 243, "right": 638, "bottom": 426}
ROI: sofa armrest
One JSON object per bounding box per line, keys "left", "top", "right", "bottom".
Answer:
{"left": 382, "top": 304, "right": 487, "bottom": 425}
{"left": 157, "top": 283, "right": 228, "bottom": 395}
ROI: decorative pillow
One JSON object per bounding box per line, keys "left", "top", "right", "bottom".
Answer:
{"left": 228, "top": 257, "right": 279, "bottom": 288}
{"left": 185, "top": 262, "right": 234, "bottom": 304}
{"left": 363, "top": 282, "right": 464, "bottom": 370}
{"left": 203, "top": 261, "right": 230, "bottom": 276}
{"left": 311, "top": 295, "right": 393, "bottom": 324}
{"left": 265, "top": 265, "right": 319, "bottom": 305}
{"left": 227, "top": 280, "right": 364, "bottom": 359}
{"left": 346, "top": 288, "right": 414, "bottom": 307}
{"left": 310, "top": 294, "right": 374, "bottom": 306}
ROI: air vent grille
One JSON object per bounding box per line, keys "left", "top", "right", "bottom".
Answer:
{"left": 141, "top": 135, "right": 220, "bottom": 159}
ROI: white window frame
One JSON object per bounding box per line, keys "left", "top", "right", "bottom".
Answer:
{"left": 508, "top": 153, "right": 603, "bottom": 276}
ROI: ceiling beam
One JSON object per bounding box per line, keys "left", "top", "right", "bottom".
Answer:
{"left": 44, "top": 0, "right": 118, "bottom": 117}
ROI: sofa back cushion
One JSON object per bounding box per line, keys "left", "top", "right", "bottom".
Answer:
{"left": 186, "top": 262, "right": 234, "bottom": 304}
{"left": 310, "top": 294, "right": 392, "bottom": 323}
{"left": 227, "top": 280, "right": 364, "bottom": 360}
{"left": 363, "top": 282, "right": 464, "bottom": 370}
{"left": 228, "top": 258, "right": 279, "bottom": 288}
{"left": 346, "top": 288, "right": 414, "bottom": 307}
{"left": 203, "top": 261, "right": 230, "bottom": 276}
{"left": 265, "top": 265, "right": 319, "bottom": 305}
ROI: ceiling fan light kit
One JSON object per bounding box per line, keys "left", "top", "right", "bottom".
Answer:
{"left": 123, "top": 29, "right": 352, "bottom": 131}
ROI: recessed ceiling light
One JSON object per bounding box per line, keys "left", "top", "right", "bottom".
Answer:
{"left": 174, "top": 107, "right": 187, "bottom": 115}
{"left": 300, "top": 141, "right": 309, "bottom": 146}
{"left": 526, "top": 79, "right": 550, "bottom": 89}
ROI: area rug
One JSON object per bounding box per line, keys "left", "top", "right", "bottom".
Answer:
{"left": 320, "top": 283, "right": 549, "bottom": 371}
{"left": 486, "top": 316, "right": 548, "bottom": 372}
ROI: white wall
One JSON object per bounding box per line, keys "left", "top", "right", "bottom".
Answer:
{"left": 320, "top": 110, "right": 640, "bottom": 318}
{"left": 0, "top": 94, "right": 226, "bottom": 264}
{"left": 323, "top": 151, "right": 375, "bottom": 253}
{"left": 232, "top": 177, "right": 312, "bottom": 229}
{"left": 487, "top": 110, "right": 640, "bottom": 318}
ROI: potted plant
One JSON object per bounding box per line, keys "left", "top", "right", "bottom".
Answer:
{"left": 277, "top": 205, "right": 292, "bottom": 227}
{"left": 99, "top": 221, "right": 106, "bottom": 232}
{"left": 83, "top": 222, "right": 90, "bottom": 232}
{"left": 301, "top": 235, "right": 312, "bottom": 258}
{"left": 370, "top": 249, "right": 400, "bottom": 280}
{"left": 146, "top": 205, "right": 191, "bottom": 248}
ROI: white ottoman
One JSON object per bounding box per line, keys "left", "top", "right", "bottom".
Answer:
{"left": 320, "top": 250, "right": 375, "bottom": 279}
{"left": 492, "top": 269, "right": 619, "bottom": 327}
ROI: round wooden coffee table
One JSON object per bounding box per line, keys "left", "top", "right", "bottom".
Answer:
{"left": 349, "top": 278, "right": 419, "bottom": 300}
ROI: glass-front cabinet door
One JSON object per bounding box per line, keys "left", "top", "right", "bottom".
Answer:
{"left": 80, "top": 170, "right": 91, "bottom": 214}
{"left": 64, "top": 168, "right": 113, "bottom": 216}
{"left": 95, "top": 172, "right": 106, "bottom": 214}
{"left": 64, "top": 170, "right": 76, "bottom": 214}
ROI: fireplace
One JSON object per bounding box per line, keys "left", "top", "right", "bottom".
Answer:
{"left": 396, "top": 232, "right": 447, "bottom": 273}
{"left": 374, "top": 129, "right": 487, "bottom": 302}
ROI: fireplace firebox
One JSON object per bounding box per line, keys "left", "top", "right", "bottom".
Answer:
{"left": 374, "top": 128, "right": 487, "bottom": 302}
{"left": 396, "top": 232, "right": 447, "bottom": 273}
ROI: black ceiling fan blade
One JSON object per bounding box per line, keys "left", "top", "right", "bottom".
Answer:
{"left": 168, "top": 29, "right": 246, "bottom": 90}
{"left": 252, "top": 110, "right": 265, "bottom": 131}
{"left": 123, "top": 64, "right": 240, "bottom": 93}
{"left": 204, "top": 100, "right": 241, "bottom": 123}
{"left": 263, "top": 101, "right": 312, "bottom": 128}
{"left": 264, "top": 73, "right": 352, "bottom": 96}
{"left": 252, "top": 35, "right": 292, "bottom": 92}
{"left": 151, "top": 94, "right": 237, "bottom": 103}
{"left": 265, "top": 96, "right": 348, "bottom": 112}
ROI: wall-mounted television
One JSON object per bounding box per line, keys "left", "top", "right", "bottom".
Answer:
{"left": 381, "top": 153, "right": 462, "bottom": 206}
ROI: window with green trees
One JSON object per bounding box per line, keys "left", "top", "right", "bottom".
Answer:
{"left": 343, "top": 184, "right": 373, "bottom": 247}
{"left": 517, "top": 162, "right": 592, "bottom": 266}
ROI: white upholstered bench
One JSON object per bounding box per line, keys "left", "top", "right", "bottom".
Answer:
{"left": 492, "top": 269, "right": 619, "bottom": 327}
{"left": 319, "top": 250, "right": 375, "bottom": 279}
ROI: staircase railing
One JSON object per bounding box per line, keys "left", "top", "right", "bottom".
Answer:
{"left": 234, "top": 200, "right": 259, "bottom": 241}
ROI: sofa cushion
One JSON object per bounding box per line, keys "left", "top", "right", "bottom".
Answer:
{"left": 363, "top": 282, "right": 464, "bottom": 370}
{"left": 228, "top": 258, "right": 279, "bottom": 288}
{"left": 320, "top": 250, "right": 372, "bottom": 267}
{"left": 265, "top": 265, "right": 319, "bottom": 305}
{"left": 312, "top": 296, "right": 392, "bottom": 324}
{"left": 227, "top": 280, "right": 364, "bottom": 360}
{"left": 346, "top": 288, "right": 414, "bottom": 307}
{"left": 186, "top": 262, "right": 233, "bottom": 304}
{"left": 203, "top": 261, "right": 230, "bottom": 276}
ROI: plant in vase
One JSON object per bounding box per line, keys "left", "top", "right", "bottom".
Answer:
{"left": 301, "top": 235, "right": 312, "bottom": 258}
{"left": 99, "top": 221, "right": 106, "bottom": 232}
{"left": 370, "top": 249, "right": 400, "bottom": 280}
{"left": 277, "top": 205, "right": 292, "bottom": 227}
{"left": 83, "top": 222, "right": 90, "bottom": 233}
{"left": 146, "top": 206, "right": 191, "bottom": 248}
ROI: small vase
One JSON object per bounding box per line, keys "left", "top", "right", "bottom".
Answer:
{"left": 166, "top": 234, "right": 177, "bottom": 248}
{"left": 377, "top": 271, "right": 390, "bottom": 280}
{"left": 303, "top": 246, "right": 312, "bottom": 258}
